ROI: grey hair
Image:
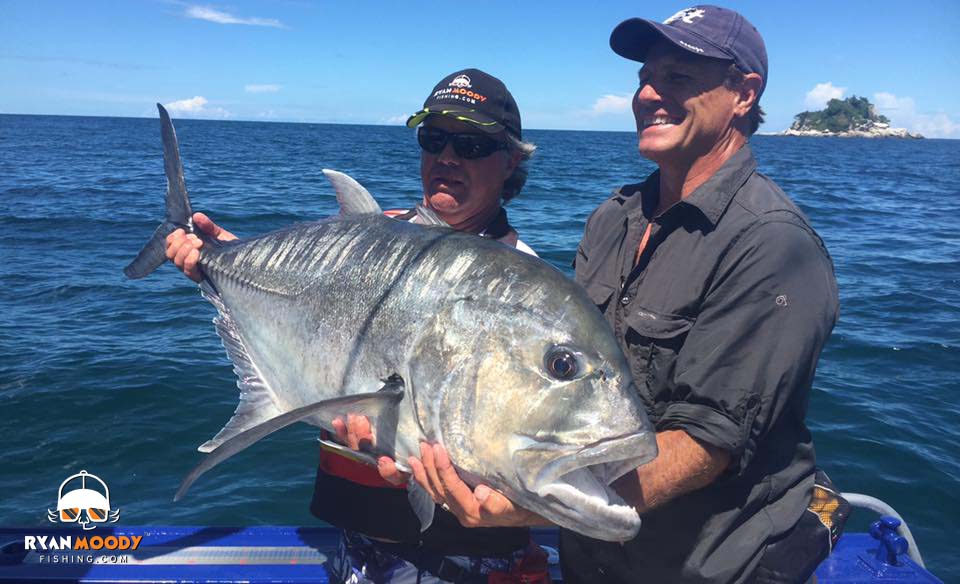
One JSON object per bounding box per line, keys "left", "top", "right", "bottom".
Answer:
{"left": 502, "top": 134, "right": 537, "bottom": 203}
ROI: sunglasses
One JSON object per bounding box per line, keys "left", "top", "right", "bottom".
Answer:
{"left": 59, "top": 507, "right": 109, "bottom": 522}
{"left": 417, "top": 126, "right": 508, "bottom": 159}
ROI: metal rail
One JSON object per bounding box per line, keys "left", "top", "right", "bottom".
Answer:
{"left": 842, "top": 492, "right": 925, "bottom": 567}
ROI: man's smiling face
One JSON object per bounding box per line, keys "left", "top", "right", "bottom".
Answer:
{"left": 633, "top": 41, "right": 740, "bottom": 166}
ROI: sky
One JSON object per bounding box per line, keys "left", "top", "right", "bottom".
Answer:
{"left": 2, "top": 0, "right": 959, "bottom": 137}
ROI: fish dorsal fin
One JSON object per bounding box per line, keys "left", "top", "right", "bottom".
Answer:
{"left": 415, "top": 204, "right": 451, "bottom": 228}
{"left": 322, "top": 169, "right": 382, "bottom": 216}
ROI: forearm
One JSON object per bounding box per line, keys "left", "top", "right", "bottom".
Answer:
{"left": 614, "top": 430, "right": 730, "bottom": 514}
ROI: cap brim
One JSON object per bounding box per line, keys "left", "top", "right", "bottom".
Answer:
{"left": 406, "top": 106, "right": 504, "bottom": 134}
{"left": 610, "top": 18, "right": 733, "bottom": 63}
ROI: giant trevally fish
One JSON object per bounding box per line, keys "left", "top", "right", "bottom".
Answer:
{"left": 124, "top": 104, "right": 657, "bottom": 542}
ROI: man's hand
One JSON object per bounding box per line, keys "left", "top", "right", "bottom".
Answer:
{"left": 331, "top": 414, "right": 375, "bottom": 451}
{"left": 165, "top": 212, "right": 237, "bottom": 282}
{"left": 330, "top": 415, "right": 408, "bottom": 486}
{"left": 408, "top": 442, "right": 550, "bottom": 528}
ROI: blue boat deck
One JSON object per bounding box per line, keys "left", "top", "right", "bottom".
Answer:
{"left": 0, "top": 525, "right": 941, "bottom": 583}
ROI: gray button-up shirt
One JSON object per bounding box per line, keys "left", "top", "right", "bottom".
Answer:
{"left": 561, "top": 145, "right": 839, "bottom": 583}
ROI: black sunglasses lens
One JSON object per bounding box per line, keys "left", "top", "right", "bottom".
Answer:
{"left": 418, "top": 127, "right": 504, "bottom": 159}
{"left": 451, "top": 135, "right": 500, "bottom": 159}
{"left": 417, "top": 128, "right": 447, "bottom": 154}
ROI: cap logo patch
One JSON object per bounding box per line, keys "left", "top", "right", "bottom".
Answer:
{"left": 665, "top": 8, "right": 705, "bottom": 25}
{"left": 449, "top": 75, "right": 472, "bottom": 89}
{"left": 433, "top": 74, "right": 487, "bottom": 105}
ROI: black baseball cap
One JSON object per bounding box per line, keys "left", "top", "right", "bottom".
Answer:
{"left": 406, "top": 68, "right": 522, "bottom": 139}
{"left": 610, "top": 5, "right": 768, "bottom": 97}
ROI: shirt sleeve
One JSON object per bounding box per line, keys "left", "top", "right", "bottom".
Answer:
{"left": 656, "top": 217, "right": 839, "bottom": 473}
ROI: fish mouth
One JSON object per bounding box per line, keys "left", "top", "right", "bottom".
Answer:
{"left": 512, "top": 432, "right": 657, "bottom": 541}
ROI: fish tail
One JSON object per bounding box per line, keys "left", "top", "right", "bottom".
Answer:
{"left": 123, "top": 104, "right": 195, "bottom": 279}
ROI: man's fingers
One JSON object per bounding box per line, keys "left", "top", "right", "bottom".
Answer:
{"left": 193, "top": 213, "right": 218, "bottom": 236}
{"left": 408, "top": 455, "right": 438, "bottom": 502}
{"left": 354, "top": 415, "right": 373, "bottom": 448}
{"left": 173, "top": 238, "right": 194, "bottom": 268}
{"left": 345, "top": 414, "right": 361, "bottom": 450}
{"left": 377, "top": 457, "right": 408, "bottom": 486}
{"left": 347, "top": 414, "right": 375, "bottom": 449}
{"left": 183, "top": 248, "right": 201, "bottom": 281}
{"left": 194, "top": 212, "right": 237, "bottom": 242}
{"left": 475, "top": 485, "right": 513, "bottom": 516}
{"left": 419, "top": 442, "right": 446, "bottom": 503}
{"left": 171, "top": 235, "right": 202, "bottom": 281}
{"left": 331, "top": 417, "right": 348, "bottom": 443}
{"left": 165, "top": 229, "right": 186, "bottom": 260}
{"left": 432, "top": 444, "right": 479, "bottom": 518}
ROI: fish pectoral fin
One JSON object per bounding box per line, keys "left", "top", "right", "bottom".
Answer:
{"left": 407, "top": 480, "right": 436, "bottom": 533}
{"left": 322, "top": 169, "right": 383, "bottom": 216}
{"left": 413, "top": 204, "right": 451, "bottom": 228}
{"left": 175, "top": 388, "right": 404, "bottom": 502}
{"left": 327, "top": 376, "right": 405, "bottom": 419}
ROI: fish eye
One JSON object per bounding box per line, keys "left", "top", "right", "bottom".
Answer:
{"left": 544, "top": 347, "right": 579, "bottom": 380}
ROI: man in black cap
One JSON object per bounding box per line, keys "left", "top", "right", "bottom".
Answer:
{"left": 410, "top": 6, "right": 843, "bottom": 583}
{"left": 165, "top": 68, "right": 550, "bottom": 583}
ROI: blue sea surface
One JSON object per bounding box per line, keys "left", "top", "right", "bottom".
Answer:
{"left": 1, "top": 114, "right": 958, "bottom": 580}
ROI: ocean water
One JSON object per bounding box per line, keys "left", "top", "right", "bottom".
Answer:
{"left": 1, "top": 114, "right": 958, "bottom": 580}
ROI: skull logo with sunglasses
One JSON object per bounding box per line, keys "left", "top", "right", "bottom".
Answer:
{"left": 47, "top": 470, "right": 120, "bottom": 530}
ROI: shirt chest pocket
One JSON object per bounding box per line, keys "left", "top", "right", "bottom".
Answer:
{"left": 622, "top": 308, "right": 694, "bottom": 417}
{"left": 583, "top": 280, "right": 616, "bottom": 309}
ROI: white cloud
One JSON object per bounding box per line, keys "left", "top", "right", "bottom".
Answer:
{"left": 185, "top": 6, "right": 284, "bottom": 28}
{"left": 873, "top": 92, "right": 912, "bottom": 112}
{"left": 804, "top": 82, "right": 846, "bottom": 110}
{"left": 163, "top": 96, "right": 231, "bottom": 119}
{"left": 245, "top": 84, "right": 281, "bottom": 93}
{"left": 383, "top": 115, "right": 408, "bottom": 125}
{"left": 873, "top": 92, "right": 960, "bottom": 139}
{"left": 591, "top": 94, "right": 632, "bottom": 115}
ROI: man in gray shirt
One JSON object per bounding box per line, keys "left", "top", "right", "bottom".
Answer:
{"left": 560, "top": 5, "right": 840, "bottom": 582}
{"left": 409, "top": 5, "right": 841, "bottom": 583}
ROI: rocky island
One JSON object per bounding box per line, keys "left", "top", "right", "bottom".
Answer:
{"left": 781, "top": 96, "right": 923, "bottom": 138}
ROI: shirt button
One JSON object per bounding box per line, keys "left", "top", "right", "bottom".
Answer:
{"left": 620, "top": 295, "right": 631, "bottom": 305}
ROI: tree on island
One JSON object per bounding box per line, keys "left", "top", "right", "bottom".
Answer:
{"left": 791, "top": 96, "right": 890, "bottom": 133}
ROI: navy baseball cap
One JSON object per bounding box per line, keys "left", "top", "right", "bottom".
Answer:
{"left": 610, "top": 5, "right": 768, "bottom": 96}
{"left": 406, "top": 68, "right": 522, "bottom": 139}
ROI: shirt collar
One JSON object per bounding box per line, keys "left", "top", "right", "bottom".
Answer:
{"left": 619, "top": 144, "right": 758, "bottom": 227}
{"left": 404, "top": 206, "right": 513, "bottom": 239}
{"left": 478, "top": 207, "right": 512, "bottom": 240}
{"left": 675, "top": 144, "right": 757, "bottom": 226}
